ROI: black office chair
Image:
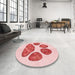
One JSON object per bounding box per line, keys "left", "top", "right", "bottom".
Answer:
{"left": 61, "top": 18, "right": 71, "bottom": 28}
{"left": 36, "top": 18, "right": 42, "bottom": 28}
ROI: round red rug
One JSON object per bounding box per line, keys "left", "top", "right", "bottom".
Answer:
{"left": 16, "top": 43, "right": 58, "bottom": 67}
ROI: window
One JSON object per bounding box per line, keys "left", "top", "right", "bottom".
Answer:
{"left": 19, "top": 0, "right": 24, "bottom": 22}
{"left": 0, "top": 0, "right": 7, "bottom": 22}
{"left": 25, "top": 0, "right": 28, "bottom": 21}
{"left": 10, "top": 0, "right": 18, "bottom": 22}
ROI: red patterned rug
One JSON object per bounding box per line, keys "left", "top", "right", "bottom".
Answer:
{"left": 16, "top": 43, "right": 58, "bottom": 67}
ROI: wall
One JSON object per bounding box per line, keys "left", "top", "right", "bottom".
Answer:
{"left": 30, "top": 0, "right": 73, "bottom": 27}
{"left": 72, "top": 0, "right": 75, "bottom": 28}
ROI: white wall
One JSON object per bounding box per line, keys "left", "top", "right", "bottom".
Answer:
{"left": 72, "top": 0, "right": 75, "bottom": 28}
{"left": 30, "top": 0, "right": 73, "bottom": 24}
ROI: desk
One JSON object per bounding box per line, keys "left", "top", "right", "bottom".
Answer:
{"left": 50, "top": 21, "right": 68, "bottom": 33}
{"left": 36, "top": 21, "right": 49, "bottom": 28}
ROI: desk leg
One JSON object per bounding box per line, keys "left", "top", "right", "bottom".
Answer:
{"left": 64, "top": 28, "right": 65, "bottom": 33}
{"left": 50, "top": 27, "right": 52, "bottom": 33}
{"left": 27, "top": 24, "right": 29, "bottom": 30}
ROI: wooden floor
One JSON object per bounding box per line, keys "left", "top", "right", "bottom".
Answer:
{"left": 0, "top": 28, "right": 75, "bottom": 75}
